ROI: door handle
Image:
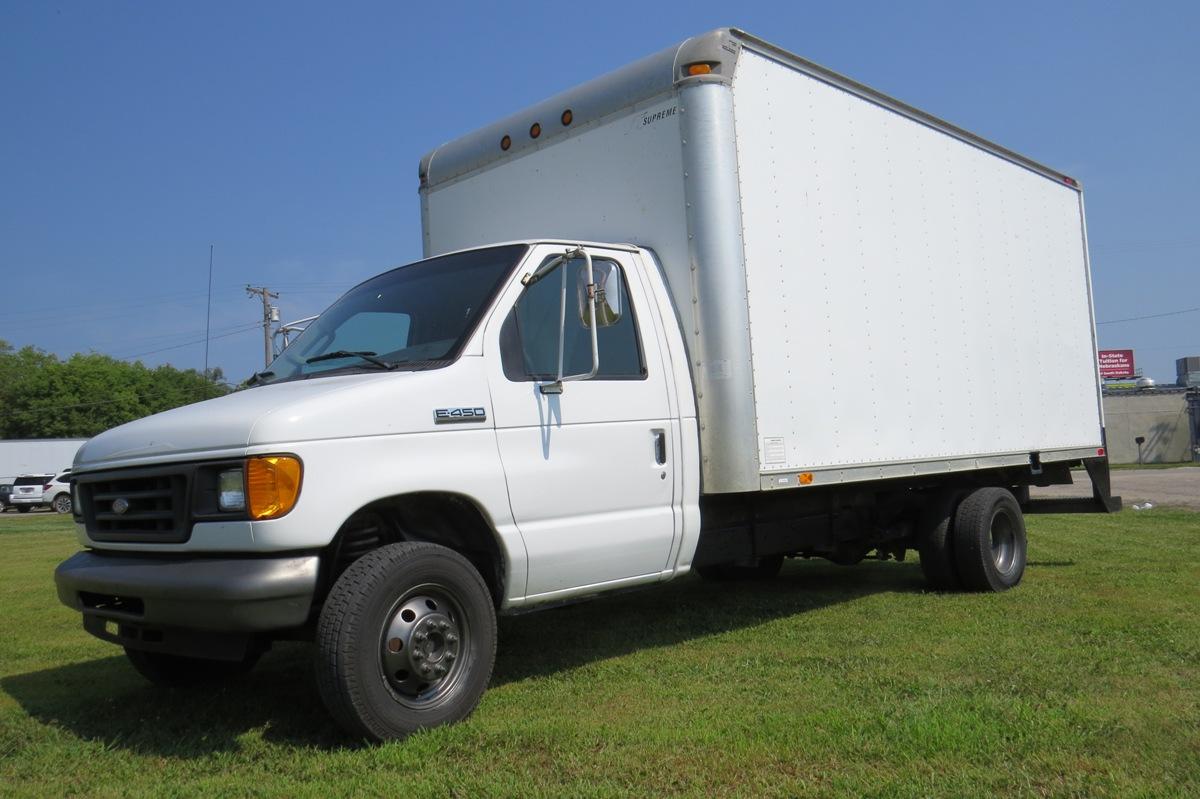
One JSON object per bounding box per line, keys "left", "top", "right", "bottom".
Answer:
{"left": 652, "top": 429, "right": 667, "bottom": 466}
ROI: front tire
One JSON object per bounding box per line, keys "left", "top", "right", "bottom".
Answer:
{"left": 124, "top": 648, "right": 261, "bottom": 687}
{"left": 952, "top": 487, "right": 1027, "bottom": 592}
{"left": 315, "top": 542, "right": 497, "bottom": 742}
{"left": 52, "top": 494, "right": 72, "bottom": 514}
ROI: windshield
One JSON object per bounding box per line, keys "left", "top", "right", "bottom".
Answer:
{"left": 262, "top": 244, "right": 527, "bottom": 383}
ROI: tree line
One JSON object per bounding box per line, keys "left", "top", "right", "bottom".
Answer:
{"left": 0, "top": 340, "right": 230, "bottom": 439}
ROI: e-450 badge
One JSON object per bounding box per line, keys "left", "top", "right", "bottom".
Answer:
{"left": 433, "top": 407, "right": 487, "bottom": 423}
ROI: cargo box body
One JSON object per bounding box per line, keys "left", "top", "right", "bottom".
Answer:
{"left": 420, "top": 28, "right": 1104, "bottom": 495}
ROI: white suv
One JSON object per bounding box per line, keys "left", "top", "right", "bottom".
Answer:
{"left": 43, "top": 471, "right": 73, "bottom": 514}
{"left": 9, "top": 474, "right": 54, "bottom": 513}
{"left": 9, "top": 471, "right": 72, "bottom": 514}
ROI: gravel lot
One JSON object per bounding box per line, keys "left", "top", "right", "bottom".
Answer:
{"left": 1032, "top": 466, "right": 1200, "bottom": 511}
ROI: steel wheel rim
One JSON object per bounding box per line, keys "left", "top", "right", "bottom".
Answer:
{"left": 379, "top": 582, "right": 469, "bottom": 709}
{"left": 990, "top": 510, "right": 1016, "bottom": 573}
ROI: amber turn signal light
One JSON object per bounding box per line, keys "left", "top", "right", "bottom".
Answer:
{"left": 686, "top": 63, "right": 713, "bottom": 76}
{"left": 246, "top": 455, "right": 303, "bottom": 520}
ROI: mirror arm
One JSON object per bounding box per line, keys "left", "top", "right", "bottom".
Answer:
{"left": 535, "top": 246, "right": 600, "bottom": 395}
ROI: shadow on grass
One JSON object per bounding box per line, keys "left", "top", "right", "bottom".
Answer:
{"left": 3, "top": 557, "right": 924, "bottom": 755}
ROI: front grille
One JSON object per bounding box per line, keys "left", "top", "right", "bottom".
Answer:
{"left": 78, "top": 467, "right": 190, "bottom": 543}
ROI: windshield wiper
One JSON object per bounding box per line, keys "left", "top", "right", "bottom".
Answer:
{"left": 244, "top": 370, "right": 275, "bottom": 386}
{"left": 305, "top": 350, "right": 397, "bottom": 370}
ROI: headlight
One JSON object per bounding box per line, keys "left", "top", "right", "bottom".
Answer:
{"left": 218, "top": 469, "right": 246, "bottom": 511}
{"left": 245, "top": 455, "right": 302, "bottom": 520}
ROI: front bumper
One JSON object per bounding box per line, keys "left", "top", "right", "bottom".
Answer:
{"left": 55, "top": 550, "right": 320, "bottom": 657}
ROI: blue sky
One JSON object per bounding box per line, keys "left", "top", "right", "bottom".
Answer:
{"left": 2, "top": 1, "right": 1197, "bottom": 383}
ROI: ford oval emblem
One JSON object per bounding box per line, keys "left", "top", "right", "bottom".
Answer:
{"left": 112, "top": 498, "right": 130, "bottom": 515}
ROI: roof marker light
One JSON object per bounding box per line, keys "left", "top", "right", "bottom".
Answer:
{"left": 530, "top": 122, "right": 542, "bottom": 139}
{"left": 500, "top": 135, "right": 511, "bottom": 151}
{"left": 561, "top": 109, "right": 573, "bottom": 126}
{"left": 686, "top": 63, "right": 713, "bottom": 76}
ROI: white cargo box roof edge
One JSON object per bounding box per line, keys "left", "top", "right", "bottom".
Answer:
{"left": 417, "top": 27, "right": 1083, "bottom": 195}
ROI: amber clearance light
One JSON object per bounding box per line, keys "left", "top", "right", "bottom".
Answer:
{"left": 246, "top": 455, "right": 303, "bottom": 520}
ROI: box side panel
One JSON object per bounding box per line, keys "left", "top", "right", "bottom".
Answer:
{"left": 423, "top": 95, "right": 695, "bottom": 348}
{"left": 732, "top": 49, "right": 1102, "bottom": 471}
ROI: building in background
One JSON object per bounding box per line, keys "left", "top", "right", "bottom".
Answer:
{"left": 0, "top": 439, "right": 88, "bottom": 482}
{"left": 1177, "top": 356, "right": 1200, "bottom": 388}
{"left": 1101, "top": 389, "right": 1198, "bottom": 464}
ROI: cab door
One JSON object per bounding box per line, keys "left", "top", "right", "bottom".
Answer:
{"left": 484, "top": 245, "right": 677, "bottom": 599}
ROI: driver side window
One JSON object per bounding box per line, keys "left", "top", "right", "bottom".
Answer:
{"left": 499, "top": 257, "right": 646, "bottom": 381}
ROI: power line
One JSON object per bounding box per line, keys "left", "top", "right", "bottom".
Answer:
{"left": 117, "top": 322, "right": 261, "bottom": 360}
{"left": 1097, "top": 306, "right": 1200, "bottom": 325}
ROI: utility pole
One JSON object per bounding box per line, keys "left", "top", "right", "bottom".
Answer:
{"left": 204, "top": 245, "right": 214, "bottom": 380}
{"left": 246, "top": 285, "right": 279, "bottom": 368}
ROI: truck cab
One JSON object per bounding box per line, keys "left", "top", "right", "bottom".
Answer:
{"left": 56, "top": 240, "right": 699, "bottom": 739}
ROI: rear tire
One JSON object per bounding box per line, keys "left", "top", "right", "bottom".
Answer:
{"left": 952, "top": 487, "right": 1027, "bottom": 592}
{"left": 124, "top": 648, "right": 261, "bottom": 687}
{"left": 696, "top": 555, "right": 784, "bottom": 581}
{"left": 314, "top": 542, "right": 497, "bottom": 742}
{"left": 917, "top": 490, "right": 963, "bottom": 590}
{"left": 52, "top": 494, "right": 72, "bottom": 514}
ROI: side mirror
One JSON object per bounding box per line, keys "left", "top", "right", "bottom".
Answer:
{"left": 534, "top": 247, "right": 602, "bottom": 394}
{"left": 577, "top": 261, "right": 622, "bottom": 328}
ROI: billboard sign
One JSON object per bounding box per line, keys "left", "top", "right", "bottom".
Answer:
{"left": 1098, "top": 349, "right": 1135, "bottom": 378}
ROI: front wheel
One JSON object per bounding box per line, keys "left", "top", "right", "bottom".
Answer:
{"left": 952, "top": 487, "right": 1027, "bottom": 592}
{"left": 52, "top": 494, "right": 72, "bottom": 514}
{"left": 314, "top": 542, "right": 497, "bottom": 742}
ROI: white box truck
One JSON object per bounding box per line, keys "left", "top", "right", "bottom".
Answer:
{"left": 55, "top": 28, "right": 1118, "bottom": 741}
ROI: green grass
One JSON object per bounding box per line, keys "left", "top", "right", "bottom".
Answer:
{"left": 1, "top": 512, "right": 1197, "bottom": 798}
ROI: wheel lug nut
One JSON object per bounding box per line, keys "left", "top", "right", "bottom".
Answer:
{"left": 435, "top": 665, "right": 446, "bottom": 676}
{"left": 445, "top": 651, "right": 456, "bottom": 661}
{"left": 421, "top": 664, "right": 432, "bottom": 675}
{"left": 413, "top": 651, "right": 424, "bottom": 661}
{"left": 445, "top": 634, "right": 458, "bottom": 644}
{"left": 414, "top": 631, "right": 426, "bottom": 642}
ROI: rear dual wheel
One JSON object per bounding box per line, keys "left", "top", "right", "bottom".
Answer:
{"left": 917, "top": 487, "right": 1026, "bottom": 592}
{"left": 952, "top": 487, "right": 1027, "bottom": 592}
